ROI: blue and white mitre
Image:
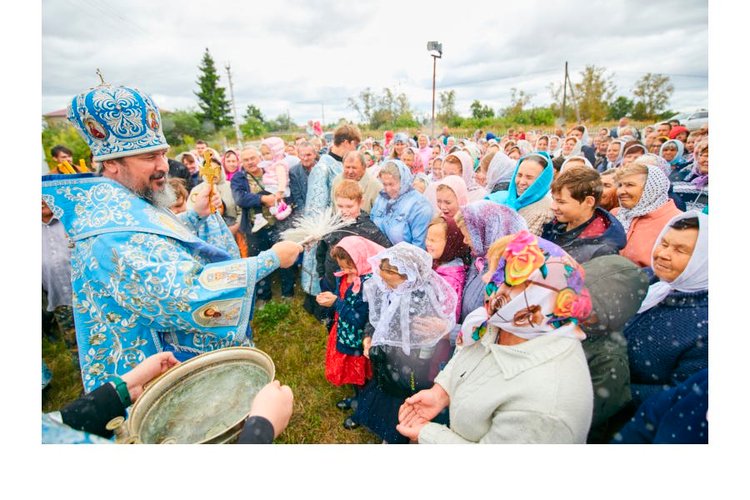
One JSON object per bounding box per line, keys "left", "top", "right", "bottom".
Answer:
{"left": 67, "top": 80, "right": 168, "bottom": 161}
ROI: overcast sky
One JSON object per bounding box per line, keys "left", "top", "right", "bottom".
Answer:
{"left": 42, "top": 0, "right": 708, "bottom": 125}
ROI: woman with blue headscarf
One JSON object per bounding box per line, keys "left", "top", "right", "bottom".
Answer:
{"left": 370, "top": 160, "right": 433, "bottom": 248}
{"left": 659, "top": 139, "right": 689, "bottom": 181}
{"left": 485, "top": 153, "right": 555, "bottom": 235}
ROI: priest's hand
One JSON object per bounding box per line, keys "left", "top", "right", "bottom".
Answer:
{"left": 271, "top": 241, "right": 303, "bottom": 268}
{"left": 193, "top": 184, "right": 223, "bottom": 217}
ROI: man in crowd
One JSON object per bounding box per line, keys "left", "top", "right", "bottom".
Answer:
{"left": 332, "top": 151, "right": 381, "bottom": 213}
{"left": 42, "top": 80, "right": 301, "bottom": 393}
{"left": 656, "top": 122, "right": 672, "bottom": 139}
{"left": 49, "top": 145, "right": 75, "bottom": 173}
{"left": 289, "top": 141, "right": 318, "bottom": 212}
{"left": 231, "top": 146, "right": 295, "bottom": 302}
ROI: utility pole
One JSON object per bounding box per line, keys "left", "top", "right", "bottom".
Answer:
{"left": 321, "top": 102, "right": 325, "bottom": 128}
{"left": 560, "top": 61, "right": 581, "bottom": 127}
{"left": 427, "top": 41, "right": 443, "bottom": 138}
{"left": 561, "top": 62, "right": 568, "bottom": 124}
{"left": 225, "top": 62, "right": 243, "bottom": 149}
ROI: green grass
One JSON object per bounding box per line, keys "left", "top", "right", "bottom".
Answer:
{"left": 41, "top": 278, "right": 380, "bottom": 444}
{"left": 42, "top": 336, "right": 83, "bottom": 413}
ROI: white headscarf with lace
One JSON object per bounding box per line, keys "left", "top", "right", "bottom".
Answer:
{"left": 363, "top": 242, "right": 457, "bottom": 355}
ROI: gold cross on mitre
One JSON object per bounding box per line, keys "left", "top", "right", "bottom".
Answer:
{"left": 199, "top": 150, "right": 221, "bottom": 214}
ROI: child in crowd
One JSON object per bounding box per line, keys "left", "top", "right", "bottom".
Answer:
{"left": 412, "top": 174, "right": 430, "bottom": 194}
{"left": 168, "top": 178, "right": 188, "bottom": 215}
{"left": 425, "top": 216, "right": 470, "bottom": 321}
{"left": 429, "top": 156, "right": 444, "bottom": 182}
{"left": 259, "top": 137, "right": 292, "bottom": 220}
{"left": 349, "top": 242, "right": 457, "bottom": 443}
{"left": 315, "top": 236, "right": 386, "bottom": 426}
{"left": 541, "top": 165, "right": 626, "bottom": 264}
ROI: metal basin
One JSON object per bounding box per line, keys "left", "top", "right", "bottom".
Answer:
{"left": 115, "top": 347, "right": 274, "bottom": 444}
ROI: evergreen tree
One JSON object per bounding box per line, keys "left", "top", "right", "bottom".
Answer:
{"left": 194, "top": 48, "right": 233, "bottom": 129}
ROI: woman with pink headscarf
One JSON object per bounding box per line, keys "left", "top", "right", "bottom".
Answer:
{"left": 442, "top": 150, "right": 487, "bottom": 202}
{"left": 424, "top": 175, "right": 469, "bottom": 220}
{"left": 221, "top": 149, "right": 241, "bottom": 182}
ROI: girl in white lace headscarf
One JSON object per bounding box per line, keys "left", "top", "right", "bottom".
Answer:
{"left": 363, "top": 242, "right": 457, "bottom": 356}
{"left": 352, "top": 242, "right": 457, "bottom": 442}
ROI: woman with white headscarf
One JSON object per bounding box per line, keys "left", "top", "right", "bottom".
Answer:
{"left": 560, "top": 155, "right": 594, "bottom": 172}
{"left": 349, "top": 242, "right": 457, "bottom": 443}
{"left": 597, "top": 139, "right": 625, "bottom": 172}
{"left": 485, "top": 150, "right": 516, "bottom": 193}
{"left": 612, "top": 163, "right": 683, "bottom": 267}
{"left": 624, "top": 211, "right": 707, "bottom": 407}
{"left": 396, "top": 231, "right": 594, "bottom": 443}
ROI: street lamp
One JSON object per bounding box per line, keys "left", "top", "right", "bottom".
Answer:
{"left": 427, "top": 41, "right": 442, "bottom": 137}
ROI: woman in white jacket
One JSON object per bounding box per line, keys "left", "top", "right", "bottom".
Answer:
{"left": 397, "top": 230, "right": 595, "bottom": 443}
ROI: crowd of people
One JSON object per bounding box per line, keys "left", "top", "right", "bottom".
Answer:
{"left": 42, "top": 80, "right": 708, "bottom": 444}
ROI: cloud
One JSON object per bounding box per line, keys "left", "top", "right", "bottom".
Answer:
{"left": 41, "top": 0, "right": 708, "bottom": 122}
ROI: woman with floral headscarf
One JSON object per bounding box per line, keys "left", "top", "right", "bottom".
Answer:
{"left": 402, "top": 146, "right": 425, "bottom": 175}
{"left": 349, "top": 242, "right": 457, "bottom": 442}
{"left": 612, "top": 163, "right": 683, "bottom": 267}
{"left": 454, "top": 201, "right": 528, "bottom": 322}
{"left": 486, "top": 153, "right": 555, "bottom": 235}
{"left": 396, "top": 231, "right": 595, "bottom": 443}
{"left": 624, "top": 211, "right": 707, "bottom": 408}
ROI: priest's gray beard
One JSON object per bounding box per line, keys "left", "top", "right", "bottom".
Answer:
{"left": 142, "top": 182, "right": 177, "bottom": 210}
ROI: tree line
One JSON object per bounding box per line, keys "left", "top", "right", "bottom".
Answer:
{"left": 43, "top": 51, "right": 680, "bottom": 165}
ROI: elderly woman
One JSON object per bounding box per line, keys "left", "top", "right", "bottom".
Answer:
{"left": 486, "top": 153, "right": 555, "bottom": 235}
{"left": 621, "top": 142, "right": 647, "bottom": 168}
{"left": 624, "top": 211, "right": 707, "bottom": 407}
{"left": 454, "top": 200, "right": 527, "bottom": 322}
{"left": 187, "top": 156, "right": 241, "bottom": 231}
{"left": 396, "top": 231, "right": 594, "bottom": 443}
{"left": 612, "top": 163, "right": 683, "bottom": 267}
{"left": 350, "top": 243, "right": 457, "bottom": 442}
{"left": 370, "top": 160, "right": 433, "bottom": 248}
